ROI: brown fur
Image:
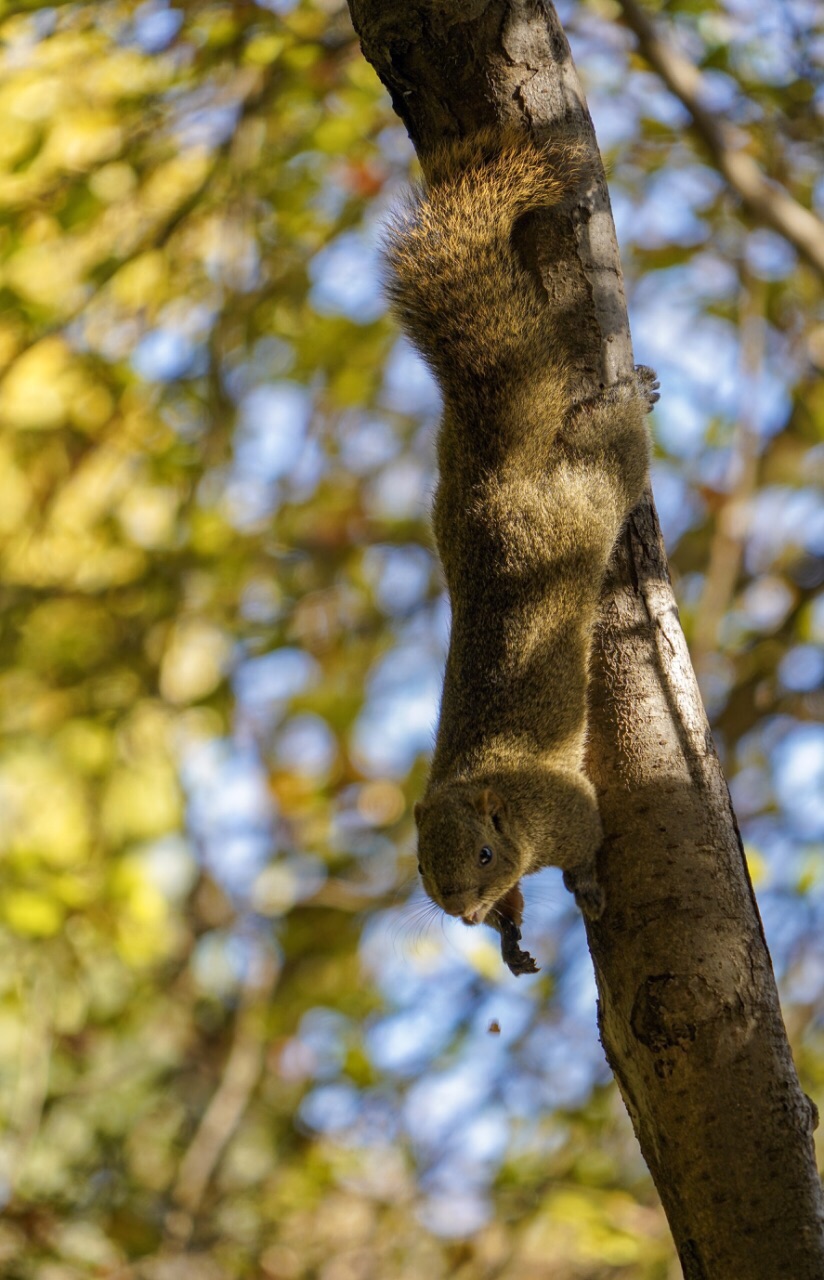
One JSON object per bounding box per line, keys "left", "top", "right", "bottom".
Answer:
{"left": 383, "top": 131, "right": 655, "bottom": 965}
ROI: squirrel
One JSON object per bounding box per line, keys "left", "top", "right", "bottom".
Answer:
{"left": 383, "top": 130, "right": 657, "bottom": 975}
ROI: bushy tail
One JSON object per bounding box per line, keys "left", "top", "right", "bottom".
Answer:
{"left": 382, "top": 130, "right": 584, "bottom": 403}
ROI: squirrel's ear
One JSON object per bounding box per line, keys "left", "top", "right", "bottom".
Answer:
{"left": 475, "top": 788, "right": 504, "bottom": 818}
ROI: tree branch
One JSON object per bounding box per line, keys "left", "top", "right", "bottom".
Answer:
{"left": 691, "top": 277, "right": 764, "bottom": 678}
{"left": 167, "top": 958, "right": 276, "bottom": 1242}
{"left": 616, "top": 0, "right": 824, "bottom": 279}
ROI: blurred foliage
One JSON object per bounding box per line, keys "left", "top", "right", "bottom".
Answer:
{"left": 0, "top": 0, "right": 821, "bottom": 1276}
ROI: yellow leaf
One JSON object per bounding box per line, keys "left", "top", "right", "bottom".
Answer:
{"left": 102, "top": 764, "right": 182, "bottom": 844}
{"left": 73, "top": 383, "right": 115, "bottom": 434}
{"left": 85, "top": 50, "right": 171, "bottom": 100}
{"left": 744, "top": 844, "right": 768, "bottom": 886}
{"left": 0, "top": 337, "right": 71, "bottom": 429}
{"left": 0, "top": 750, "right": 90, "bottom": 867}
{"left": 0, "top": 116, "right": 38, "bottom": 170}
{"left": 314, "top": 116, "right": 361, "bottom": 154}
{"left": 3, "top": 72, "right": 62, "bottom": 124}
{"left": 40, "top": 110, "right": 121, "bottom": 173}
{"left": 56, "top": 720, "right": 113, "bottom": 776}
{"left": 118, "top": 486, "right": 179, "bottom": 550}
{"left": 5, "top": 240, "right": 89, "bottom": 311}
{"left": 466, "top": 936, "right": 507, "bottom": 982}
{"left": 159, "top": 619, "right": 230, "bottom": 704}
{"left": 89, "top": 161, "right": 137, "bottom": 203}
{"left": 141, "top": 151, "right": 211, "bottom": 219}
{"left": 244, "top": 34, "right": 287, "bottom": 66}
{"left": 53, "top": 873, "right": 98, "bottom": 908}
{"left": 189, "top": 509, "right": 233, "bottom": 554}
{"left": 4, "top": 890, "right": 63, "bottom": 938}
{"left": 111, "top": 251, "right": 167, "bottom": 310}
{"left": 112, "top": 856, "right": 173, "bottom": 967}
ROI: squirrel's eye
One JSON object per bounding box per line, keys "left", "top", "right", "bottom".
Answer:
{"left": 417, "top": 862, "right": 423, "bottom": 876}
{"left": 479, "top": 846, "right": 494, "bottom": 867}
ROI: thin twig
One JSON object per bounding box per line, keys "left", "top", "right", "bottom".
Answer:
{"left": 9, "top": 968, "right": 52, "bottom": 1193}
{"left": 616, "top": 0, "right": 824, "bottom": 279}
{"left": 691, "top": 275, "right": 764, "bottom": 678}
{"left": 167, "top": 956, "right": 277, "bottom": 1242}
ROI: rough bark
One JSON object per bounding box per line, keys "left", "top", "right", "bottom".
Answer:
{"left": 345, "top": 0, "right": 824, "bottom": 1275}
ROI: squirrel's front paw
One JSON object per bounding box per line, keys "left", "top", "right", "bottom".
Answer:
{"left": 576, "top": 366, "right": 659, "bottom": 418}
{"left": 563, "top": 867, "right": 605, "bottom": 920}
{"left": 634, "top": 364, "right": 660, "bottom": 414}
{"left": 498, "top": 916, "right": 540, "bottom": 976}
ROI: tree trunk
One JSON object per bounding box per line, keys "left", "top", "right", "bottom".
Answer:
{"left": 345, "top": 0, "right": 824, "bottom": 1274}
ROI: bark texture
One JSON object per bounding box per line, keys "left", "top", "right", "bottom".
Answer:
{"left": 346, "top": 1, "right": 824, "bottom": 1274}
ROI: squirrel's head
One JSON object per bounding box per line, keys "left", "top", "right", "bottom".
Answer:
{"left": 414, "top": 782, "right": 521, "bottom": 925}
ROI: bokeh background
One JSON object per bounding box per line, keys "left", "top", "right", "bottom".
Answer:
{"left": 0, "top": 1, "right": 822, "bottom": 1276}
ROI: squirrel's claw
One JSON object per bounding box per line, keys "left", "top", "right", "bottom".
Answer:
{"left": 634, "top": 363, "right": 661, "bottom": 412}
{"left": 563, "top": 867, "right": 606, "bottom": 920}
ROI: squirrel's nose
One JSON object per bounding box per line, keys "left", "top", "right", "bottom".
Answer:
{"left": 440, "top": 889, "right": 481, "bottom": 920}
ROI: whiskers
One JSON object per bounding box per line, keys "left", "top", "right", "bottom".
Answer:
{"left": 388, "top": 892, "right": 444, "bottom": 958}
{"left": 486, "top": 902, "right": 505, "bottom": 930}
